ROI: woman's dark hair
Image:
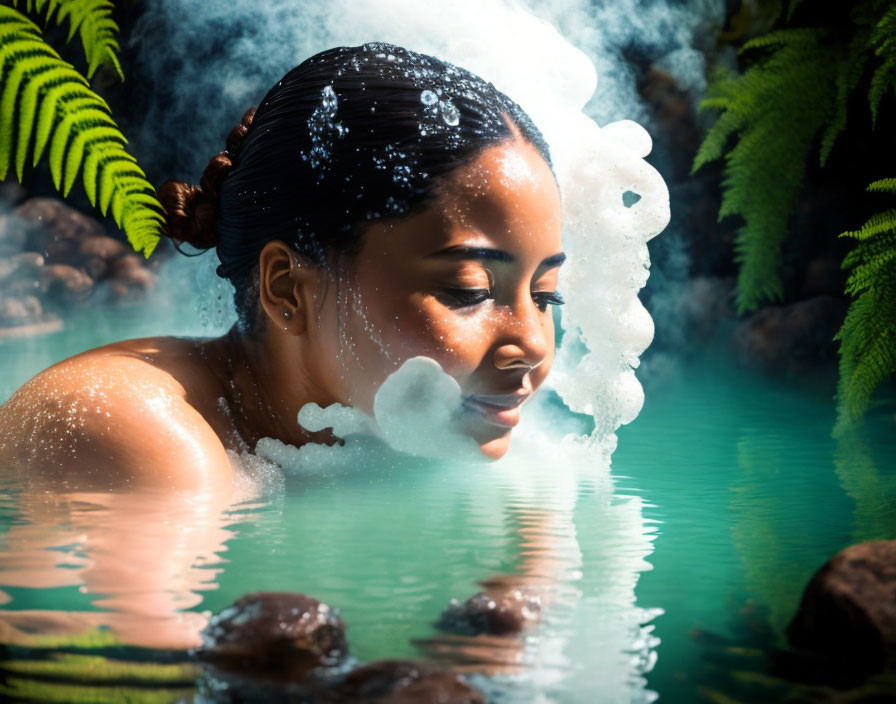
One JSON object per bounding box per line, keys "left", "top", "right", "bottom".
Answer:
{"left": 159, "top": 42, "right": 552, "bottom": 328}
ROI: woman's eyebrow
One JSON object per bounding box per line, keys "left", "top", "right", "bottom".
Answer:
{"left": 428, "top": 246, "right": 566, "bottom": 268}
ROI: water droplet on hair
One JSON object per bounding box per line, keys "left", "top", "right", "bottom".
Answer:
{"left": 420, "top": 89, "right": 438, "bottom": 106}
{"left": 440, "top": 100, "right": 460, "bottom": 126}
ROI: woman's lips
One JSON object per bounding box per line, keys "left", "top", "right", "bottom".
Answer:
{"left": 461, "top": 392, "right": 530, "bottom": 428}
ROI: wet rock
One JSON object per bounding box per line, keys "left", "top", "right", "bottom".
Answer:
{"left": 800, "top": 257, "right": 846, "bottom": 298}
{"left": 0, "top": 252, "right": 44, "bottom": 283}
{"left": 39, "top": 264, "right": 94, "bottom": 303}
{"left": 77, "top": 235, "right": 128, "bottom": 279}
{"left": 436, "top": 587, "right": 541, "bottom": 636}
{"left": 107, "top": 254, "right": 157, "bottom": 299}
{"left": 731, "top": 295, "right": 847, "bottom": 374}
{"left": 0, "top": 295, "right": 42, "bottom": 326}
{"left": 196, "top": 592, "right": 349, "bottom": 677}
{"left": 15, "top": 197, "right": 105, "bottom": 263}
{"left": 785, "top": 540, "right": 896, "bottom": 682}
{"left": 329, "top": 659, "right": 485, "bottom": 703}
{"left": 638, "top": 67, "right": 700, "bottom": 180}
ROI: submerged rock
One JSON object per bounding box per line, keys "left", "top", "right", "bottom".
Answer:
{"left": 328, "top": 659, "right": 485, "bottom": 703}
{"left": 784, "top": 540, "right": 896, "bottom": 682}
{"left": 196, "top": 593, "right": 486, "bottom": 704}
{"left": 196, "top": 592, "right": 349, "bottom": 677}
{"left": 436, "top": 586, "right": 541, "bottom": 636}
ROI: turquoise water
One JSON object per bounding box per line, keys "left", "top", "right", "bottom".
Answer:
{"left": 1, "top": 305, "right": 894, "bottom": 703}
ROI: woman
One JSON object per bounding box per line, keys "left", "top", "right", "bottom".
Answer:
{"left": 0, "top": 42, "right": 565, "bottom": 489}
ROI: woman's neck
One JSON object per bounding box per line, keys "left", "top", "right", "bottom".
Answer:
{"left": 215, "top": 326, "right": 338, "bottom": 451}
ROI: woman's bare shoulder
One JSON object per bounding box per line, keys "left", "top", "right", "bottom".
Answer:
{"left": 0, "top": 337, "right": 233, "bottom": 489}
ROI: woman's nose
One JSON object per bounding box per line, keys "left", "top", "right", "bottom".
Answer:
{"left": 491, "top": 298, "right": 551, "bottom": 372}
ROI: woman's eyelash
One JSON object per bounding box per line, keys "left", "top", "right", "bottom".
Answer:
{"left": 441, "top": 287, "right": 492, "bottom": 307}
{"left": 532, "top": 291, "right": 565, "bottom": 312}
{"left": 440, "top": 288, "right": 565, "bottom": 311}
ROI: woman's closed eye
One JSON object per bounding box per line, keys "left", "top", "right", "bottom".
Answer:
{"left": 438, "top": 287, "right": 565, "bottom": 312}
{"left": 532, "top": 290, "right": 565, "bottom": 312}
{"left": 439, "top": 287, "right": 492, "bottom": 308}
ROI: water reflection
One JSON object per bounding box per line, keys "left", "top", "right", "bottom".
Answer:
{"left": 0, "top": 472, "right": 262, "bottom": 650}
{"left": 833, "top": 422, "right": 896, "bottom": 543}
{"left": 0, "top": 425, "right": 658, "bottom": 702}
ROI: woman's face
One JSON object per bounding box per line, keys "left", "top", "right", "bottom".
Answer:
{"left": 310, "top": 136, "right": 564, "bottom": 459}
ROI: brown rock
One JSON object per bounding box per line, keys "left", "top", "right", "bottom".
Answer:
{"left": 437, "top": 587, "right": 541, "bottom": 636}
{"left": 106, "top": 254, "right": 156, "bottom": 299}
{"left": 786, "top": 540, "right": 896, "bottom": 679}
{"left": 15, "top": 197, "right": 104, "bottom": 263}
{"left": 196, "top": 592, "right": 348, "bottom": 677}
{"left": 39, "top": 264, "right": 94, "bottom": 302}
{"left": 78, "top": 235, "right": 128, "bottom": 279}
{"left": 801, "top": 257, "right": 847, "bottom": 298}
{"left": 330, "top": 660, "right": 485, "bottom": 703}
{"left": 731, "top": 295, "right": 847, "bottom": 374}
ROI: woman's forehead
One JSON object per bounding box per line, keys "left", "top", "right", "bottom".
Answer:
{"left": 357, "top": 139, "right": 561, "bottom": 266}
{"left": 432, "top": 141, "right": 561, "bottom": 250}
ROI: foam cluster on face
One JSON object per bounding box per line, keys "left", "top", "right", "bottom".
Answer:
{"left": 255, "top": 357, "right": 481, "bottom": 472}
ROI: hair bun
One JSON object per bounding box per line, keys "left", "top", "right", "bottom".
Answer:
{"left": 225, "top": 107, "right": 256, "bottom": 156}
{"left": 159, "top": 106, "right": 256, "bottom": 251}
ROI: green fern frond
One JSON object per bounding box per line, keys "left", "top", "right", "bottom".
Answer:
{"left": 820, "top": 31, "right": 872, "bottom": 166}
{"left": 835, "top": 182, "right": 896, "bottom": 425}
{"left": 0, "top": 6, "right": 161, "bottom": 256}
{"left": 869, "top": 5, "right": 896, "bottom": 125}
{"left": 741, "top": 27, "right": 823, "bottom": 53}
{"left": 693, "top": 28, "right": 838, "bottom": 312}
{"left": 12, "top": 0, "right": 123, "bottom": 81}
{"left": 840, "top": 209, "right": 896, "bottom": 241}
{"left": 867, "top": 177, "right": 896, "bottom": 193}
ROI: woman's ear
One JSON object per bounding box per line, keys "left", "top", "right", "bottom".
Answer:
{"left": 258, "top": 240, "right": 319, "bottom": 335}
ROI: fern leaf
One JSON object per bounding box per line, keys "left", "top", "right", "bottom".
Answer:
{"left": 0, "top": 5, "right": 161, "bottom": 255}
{"left": 820, "top": 31, "right": 872, "bottom": 166}
{"left": 836, "top": 181, "right": 896, "bottom": 424}
{"left": 48, "top": 95, "right": 109, "bottom": 189}
{"left": 741, "top": 28, "right": 823, "bottom": 54}
{"left": 34, "top": 75, "right": 91, "bottom": 166}
{"left": 869, "top": 5, "right": 896, "bottom": 125}
{"left": 695, "top": 28, "right": 839, "bottom": 312}
{"left": 98, "top": 157, "right": 145, "bottom": 215}
{"left": 868, "top": 178, "right": 896, "bottom": 193}
{"left": 17, "top": 0, "right": 123, "bottom": 80}
{"left": 840, "top": 209, "right": 896, "bottom": 240}
{"left": 15, "top": 54, "right": 66, "bottom": 179}
{"left": 64, "top": 124, "right": 123, "bottom": 196}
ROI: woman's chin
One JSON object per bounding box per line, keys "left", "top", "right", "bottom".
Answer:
{"left": 476, "top": 432, "right": 513, "bottom": 460}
